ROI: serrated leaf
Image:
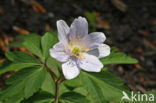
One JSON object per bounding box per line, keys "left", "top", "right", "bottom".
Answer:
{"left": 24, "top": 67, "right": 46, "bottom": 98}
{"left": 3, "top": 91, "right": 25, "bottom": 103}
{"left": 64, "top": 76, "right": 82, "bottom": 88}
{"left": 60, "top": 92, "right": 90, "bottom": 103}
{"left": 5, "top": 51, "right": 40, "bottom": 64}
{"left": 0, "top": 66, "right": 46, "bottom": 101}
{"left": 41, "top": 32, "right": 57, "bottom": 61}
{"left": 0, "top": 52, "right": 41, "bottom": 75}
{"left": 0, "top": 79, "right": 25, "bottom": 101}
{"left": 46, "top": 57, "right": 61, "bottom": 77}
{"left": 59, "top": 83, "right": 70, "bottom": 96}
{"left": 7, "top": 35, "right": 28, "bottom": 48}
{"left": 0, "top": 62, "right": 40, "bottom": 75}
{"left": 73, "top": 87, "right": 88, "bottom": 96}
{"left": 7, "top": 34, "right": 39, "bottom": 48}
{"left": 23, "top": 34, "right": 43, "bottom": 60}
{"left": 81, "top": 73, "right": 105, "bottom": 103}
{"left": 41, "top": 72, "right": 56, "bottom": 95}
{"left": 41, "top": 73, "right": 69, "bottom": 96}
{"left": 81, "top": 71, "right": 130, "bottom": 103}
{"left": 100, "top": 51, "right": 138, "bottom": 65}
{"left": 21, "top": 91, "right": 54, "bottom": 103}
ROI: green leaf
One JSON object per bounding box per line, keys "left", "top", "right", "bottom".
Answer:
{"left": 59, "top": 83, "right": 70, "bottom": 96}
{"left": 7, "top": 34, "right": 39, "bottom": 48}
{"left": 41, "top": 71, "right": 56, "bottom": 95}
{"left": 41, "top": 32, "right": 57, "bottom": 61}
{"left": 3, "top": 92, "right": 25, "bottom": 103}
{"left": 73, "top": 87, "right": 88, "bottom": 97}
{"left": 5, "top": 51, "right": 40, "bottom": 64}
{"left": 0, "top": 66, "right": 46, "bottom": 101}
{"left": 7, "top": 35, "right": 28, "bottom": 48}
{"left": 46, "top": 57, "right": 61, "bottom": 78}
{"left": 0, "top": 52, "right": 41, "bottom": 75}
{"left": 0, "top": 62, "right": 40, "bottom": 75}
{"left": 100, "top": 51, "right": 138, "bottom": 65}
{"left": 81, "top": 71, "right": 130, "bottom": 103}
{"left": 24, "top": 67, "right": 46, "bottom": 98}
{"left": 64, "top": 76, "right": 82, "bottom": 88}
{"left": 23, "top": 34, "right": 43, "bottom": 60}
{"left": 85, "top": 12, "right": 96, "bottom": 32}
{"left": 21, "top": 91, "right": 54, "bottom": 103}
{"left": 60, "top": 92, "right": 90, "bottom": 103}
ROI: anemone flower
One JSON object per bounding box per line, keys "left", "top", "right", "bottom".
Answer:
{"left": 50, "top": 17, "right": 110, "bottom": 80}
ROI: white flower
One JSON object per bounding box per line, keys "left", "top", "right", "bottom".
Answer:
{"left": 50, "top": 17, "right": 110, "bottom": 80}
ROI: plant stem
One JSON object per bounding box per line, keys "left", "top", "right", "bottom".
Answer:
{"left": 54, "top": 77, "right": 66, "bottom": 103}
{"left": 45, "top": 65, "right": 57, "bottom": 82}
{"left": 55, "top": 79, "right": 60, "bottom": 103}
{"left": 45, "top": 64, "right": 66, "bottom": 103}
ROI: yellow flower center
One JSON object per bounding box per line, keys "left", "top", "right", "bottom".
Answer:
{"left": 71, "top": 47, "right": 81, "bottom": 56}
{"left": 64, "top": 35, "right": 90, "bottom": 58}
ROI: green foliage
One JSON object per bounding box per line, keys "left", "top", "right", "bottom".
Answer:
{"left": 41, "top": 72, "right": 56, "bottom": 95}
{"left": 60, "top": 92, "right": 90, "bottom": 103}
{"left": 21, "top": 91, "right": 54, "bottom": 103}
{"left": 0, "top": 62, "right": 40, "bottom": 75}
{"left": 46, "top": 57, "right": 61, "bottom": 77}
{"left": 7, "top": 35, "right": 29, "bottom": 48}
{"left": 5, "top": 51, "right": 40, "bottom": 64}
{"left": 81, "top": 70, "right": 130, "bottom": 103}
{"left": 101, "top": 48, "right": 138, "bottom": 64}
{"left": 85, "top": 12, "right": 96, "bottom": 32}
{"left": 23, "top": 34, "right": 43, "bottom": 60}
{"left": 41, "top": 32, "right": 58, "bottom": 61}
{"left": 0, "top": 52, "right": 41, "bottom": 75}
{"left": 0, "top": 66, "right": 46, "bottom": 102}
{"left": 0, "top": 31, "right": 141, "bottom": 103}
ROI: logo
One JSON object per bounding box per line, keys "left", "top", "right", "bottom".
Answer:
{"left": 121, "top": 91, "right": 155, "bottom": 102}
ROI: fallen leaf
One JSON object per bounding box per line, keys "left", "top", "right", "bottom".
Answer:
{"left": 0, "top": 6, "right": 4, "bottom": 14}
{"left": 45, "top": 24, "right": 52, "bottom": 32}
{"left": 96, "top": 16, "right": 111, "bottom": 29}
{"left": 151, "top": 17, "right": 156, "bottom": 25}
{"left": 13, "top": 26, "right": 29, "bottom": 34}
{"left": 30, "top": 1, "right": 46, "bottom": 14}
{"left": 3, "top": 34, "right": 9, "bottom": 45}
{"left": 135, "top": 85, "right": 146, "bottom": 93}
{"left": 0, "top": 59, "right": 4, "bottom": 64}
{"left": 139, "top": 77, "right": 144, "bottom": 83}
{"left": 0, "top": 38, "right": 4, "bottom": 48}
{"left": 138, "top": 30, "right": 150, "bottom": 36}
{"left": 134, "top": 64, "right": 142, "bottom": 70}
{"left": 111, "top": 0, "right": 127, "bottom": 12}
{"left": 143, "top": 38, "right": 156, "bottom": 51}
{"left": 135, "top": 48, "right": 143, "bottom": 54}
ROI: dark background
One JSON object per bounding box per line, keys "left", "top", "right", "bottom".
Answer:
{"left": 0, "top": 0, "right": 156, "bottom": 92}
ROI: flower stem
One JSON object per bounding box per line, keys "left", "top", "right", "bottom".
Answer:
{"left": 45, "top": 64, "right": 66, "bottom": 103}
{"left": 54, "top": 77, "right": 66, "bottom": 103}
{"left": 45, "top": 65, "right": 57, "bottom": 82}
{"left": 55, "top": 79, "right": 60, "bottom": 103}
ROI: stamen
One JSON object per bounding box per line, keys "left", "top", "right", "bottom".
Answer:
{"left": 64, "top": 35, "right": 90, "bottom": 59}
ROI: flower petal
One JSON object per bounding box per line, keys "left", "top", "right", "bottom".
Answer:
{"left": 87, "top": 49, "right": 99, "bottom": 57}
{"left": 78, "top": 53, "right": 103, "bottom": 72}
{"left": 57, "top": 20, "right": 69, "bottom": 43}
{"left": 86, "top": 32, "right": 106, "bottom": 50}
{"left": 88, "top": 44, "right": 110, "bottom": 58}
{"left": 69, "top": 17, "right": 88, "bottom": 38}
{"left": 62, "top": 60, "right": 80, "bottom": 80}
{"left": 50, "top": 42, "right": 69, "bottom": 62}
{"left": 98, "top": 44, "right": 110, "bottom": 58}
